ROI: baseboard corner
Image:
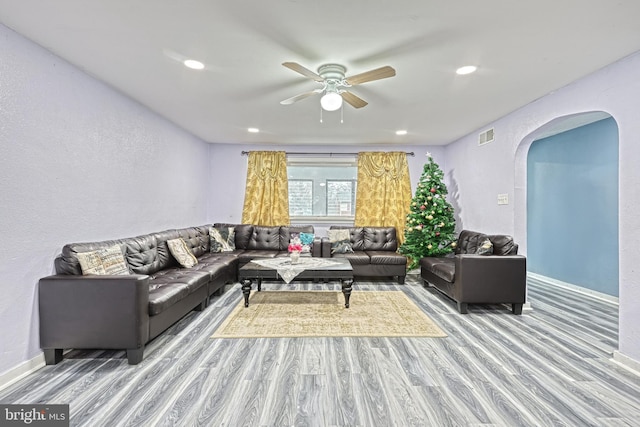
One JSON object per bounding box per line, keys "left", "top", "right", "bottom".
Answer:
{"left": 611, "top": 350, "right": 640, "bottom": 377}
{"left": 0, "top": 353, "right": 46, "bottom": 392}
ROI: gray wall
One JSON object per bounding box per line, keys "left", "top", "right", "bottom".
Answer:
{"left": 0, "top": 25, "right": 211, "bottom": 377}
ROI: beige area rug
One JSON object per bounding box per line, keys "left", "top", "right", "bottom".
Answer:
{"left": 211, "top": 291, "right": 447, "bottom": 339}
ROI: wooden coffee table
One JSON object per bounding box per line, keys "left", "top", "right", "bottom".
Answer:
{"left": 238, "top": 258, "right": 354, "bottom": 308}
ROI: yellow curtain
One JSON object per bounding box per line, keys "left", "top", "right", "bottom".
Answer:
{"left": 355, "top": 152, "right": 412, "bottom": 244}
{"left": 241, "top": 151, "right": 290, "bottom": 226}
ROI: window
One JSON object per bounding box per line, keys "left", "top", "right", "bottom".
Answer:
{"left": 288, "top": 179, "right": 313, "bottom": 215}
{"left": 326, "top": 180, "right": 356, "bottom": 216}
{"left": 287, "top": 156, "right": 357, "bottom": 222}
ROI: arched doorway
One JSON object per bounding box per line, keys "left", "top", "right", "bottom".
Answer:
{"left": 514, "top": 111, "right": 619, "bottom": 301}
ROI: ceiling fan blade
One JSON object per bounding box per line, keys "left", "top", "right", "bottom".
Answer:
{"left": 341, "top": 91, "right": 368, "bottom": 108}
{"left": 345, "top": 66, "right": 396, "bottom": 85}
{"left": 282, "top": 62, "right": 324, "bottom": 82}
{"left": 280, "top": 89, "right": 323, "bottom": 105}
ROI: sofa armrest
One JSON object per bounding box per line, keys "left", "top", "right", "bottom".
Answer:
{"left": 454, "top": 255, "right": 527, "bottom": 303}
{"left": 321, "top": 237, "right": 332, "bottom": 257}
{"left": 38, "top": 274, "right": 151, "bottom": 351}
{"left": 312, "top": 237, "right": 322, "bottom": 257}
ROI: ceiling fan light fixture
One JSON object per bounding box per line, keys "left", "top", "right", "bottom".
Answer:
{"left": 320, "top": 91, "right": 343, "bottom": 111}
{"left": 456, "top": 65, "right": 477, "bottom": 75}
{"left": 183, "top": 59, "right": 205, "bottom": 70}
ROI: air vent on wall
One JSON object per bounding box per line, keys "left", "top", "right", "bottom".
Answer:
{"left": 479, "top": 128, "right": 494, "bottom": 146}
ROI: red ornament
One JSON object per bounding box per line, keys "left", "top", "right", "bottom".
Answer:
{"left": 430, "top": 188, "right": 436, "bottom": 193}
{"left": 420, "top": 205, "right": 426, "bottom": 210}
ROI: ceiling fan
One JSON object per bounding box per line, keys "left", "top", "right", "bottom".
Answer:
{"left": 280, "top": 62, "right": 396, "bottom": 111}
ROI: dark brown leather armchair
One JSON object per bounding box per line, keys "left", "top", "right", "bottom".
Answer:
{"left": 420, "top": 230, "right": 526, "bottom": 314}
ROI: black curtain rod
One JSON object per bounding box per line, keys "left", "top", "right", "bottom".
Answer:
{"left": 241, "top": 151, "right": 414, "bottom": 157}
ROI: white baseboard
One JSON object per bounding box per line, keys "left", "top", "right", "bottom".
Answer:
{"left": 527, "top": 272, "right": 619, "bottom": 305}
{"left": 612, "top": 351, "right": 640, "bottom": 377}
{"left": 0, "top": 352, "right": 46, "bottom": 392}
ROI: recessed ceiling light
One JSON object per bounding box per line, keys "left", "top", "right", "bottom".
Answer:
{"left": 456, "top": 65, "right": 477, "bottom": 75}
{"left": 247, "top": 127, "right": 260, "bottom": 133}
{"left": 395, "top": 130, "right": 408, "bottom": 136}
{"left": 183, "top": 59, "right": 205, "bottom": 70}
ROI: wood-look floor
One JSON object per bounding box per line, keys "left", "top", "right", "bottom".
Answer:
{"left": 2, "top": 275, "right": 639, "bottom": 426}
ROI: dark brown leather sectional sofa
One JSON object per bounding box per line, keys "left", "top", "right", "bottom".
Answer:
{"left": 321, "top": 226, "right": 407, "bottom": 284}
{"left": 39, "top": 223, "right": 318, "bottom": 365}
{"left": 420, "top": 229, "right": 527, "bottom": 314}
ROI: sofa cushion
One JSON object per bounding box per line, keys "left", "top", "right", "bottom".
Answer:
{"left": 229, "top": 224, "right": 253, "bottom": 249}
{"left": 367, "top": 251, "right": 407, "bottom": 265}
{"left": 197, "top": 253, "right": 238, "bottom": 278}
{"left": 125, "top": 234, "right": 161, "bottom": 275}
{"left": 363, "top": 227, "right": 397, "bottom": 251}
{"left": 421, "top": 257, "right": 455, "bottom": 282}
{"left": 147, "top": 268, "right": 209, "bottom": 315}
{"left": 236, "top": 249, "right": 279, "bottom": 262}
{"left": 331, "top": 251, "right": 370, "bottom": 265}
{"left": 154, "top": 229, "right": 181, "bottom": 270}
{"left": 455, "top": 230, "right": 490, "bottom": 255}
{"left": 488, "top": 235, "right": 517, "bottom": 255}
{"left": 167, "top": 238, "right": 198, "bottom": 268}
{"left": 247, "top": 226, "right": 281, "bottom": 251}
{"left": 148, "top": 282, "right": 191, "bottom": 316}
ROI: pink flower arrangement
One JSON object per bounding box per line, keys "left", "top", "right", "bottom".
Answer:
{"left": 288, "top": 243, "right": 303, "bottom": 253}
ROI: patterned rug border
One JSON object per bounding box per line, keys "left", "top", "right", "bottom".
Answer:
{"left": 211, "top": 290, "right": 447, "bottom": 339}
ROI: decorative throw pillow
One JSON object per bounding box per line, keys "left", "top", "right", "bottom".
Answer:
{"left": 77, "top": 250, "right": 107, "bottom": 275}
{"left": 77, "top": 245, "right": 129, "bottom": 275}
{"left": 476, "top": 239, "right": 494, "bottom": 255}
{"left": 328, "top": 229, "right": 354, "bottom": 255}
{"left": 99, "top": 245, "right": 130, "bottom": 275}
{"left": 299, "top": 232, "right": 314, "bottom": 253}
{"left": 209, "top": 226, "right": 235, "bottom": 253}
{"left": 167, "top": 238, "right": 198, "bottom": 268}
{"left": 289, "top": 232, "right": 302, "bottom": 245}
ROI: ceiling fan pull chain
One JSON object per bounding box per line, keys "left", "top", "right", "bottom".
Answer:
{"left": 341, "top": 104, "right": 344, "bottom": 124}
{"left": 320, "top": 106, "right": 323, "bottom": 123}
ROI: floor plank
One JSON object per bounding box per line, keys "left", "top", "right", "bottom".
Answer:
{"left": 1, "top": 275, "right": 639, "bottom": 426}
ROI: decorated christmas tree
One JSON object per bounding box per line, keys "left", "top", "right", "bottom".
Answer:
{"left": 399, "top": 153, "right": 456, "bottom": 269}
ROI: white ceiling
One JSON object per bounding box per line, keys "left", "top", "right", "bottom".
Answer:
{"left": 1, "top": 1, "right": 639, "bottom": 146}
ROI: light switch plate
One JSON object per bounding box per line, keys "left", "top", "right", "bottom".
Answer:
{"left": 497, "top": 194, "right": 509, "bottom": 205}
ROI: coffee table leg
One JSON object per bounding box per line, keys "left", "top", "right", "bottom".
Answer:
{"left": 240, "top": 279, "right": 252, "bottom": 307}
{"left": 341, "top": 279, "right": 353, "bottom": 308}
{"left": 257, "top": 278, "right": 262, "bottom": 292}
